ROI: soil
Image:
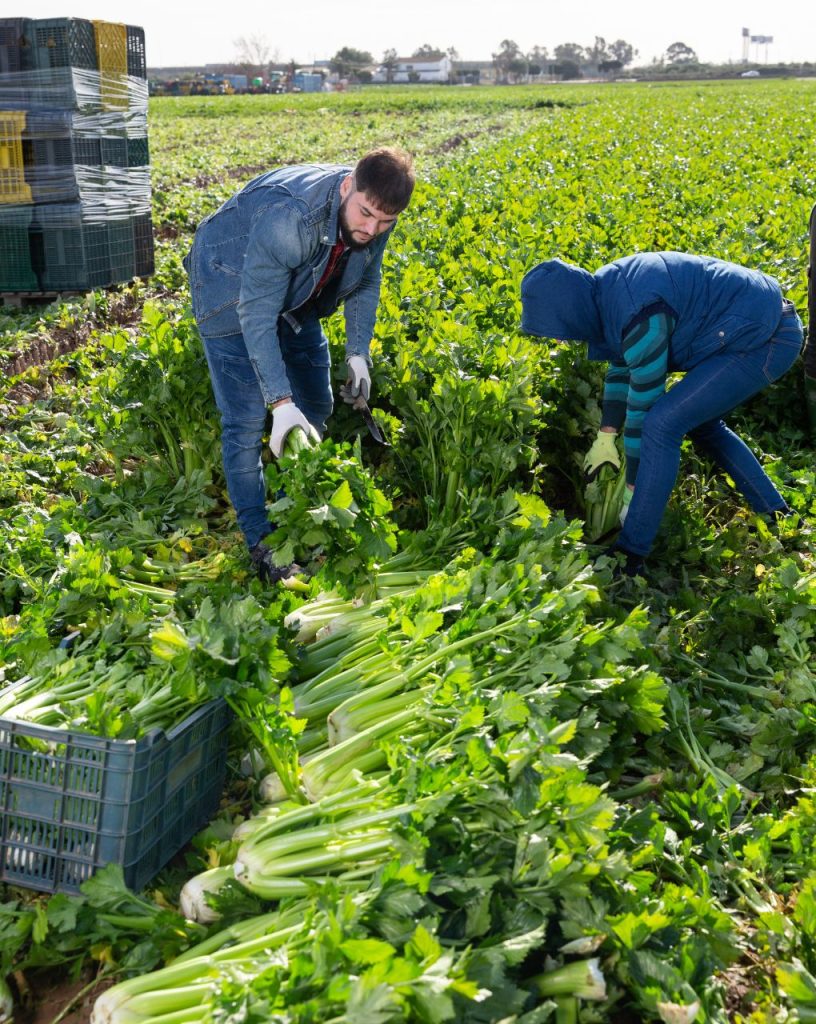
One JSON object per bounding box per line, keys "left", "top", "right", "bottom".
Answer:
{"left": 227, "top": 164, "right": 267, "bottom": 180}
{"left": 437, "top": 130, "right": 480, "bottom": 153}
{"left": 721, "top": 961, "right": 763, "bottom": 1019}
{"left": 13, "top": 969, "right": 114, "bottom": 1024}
{"left": 1, "top": 291, "right": 143, "bottom": 381}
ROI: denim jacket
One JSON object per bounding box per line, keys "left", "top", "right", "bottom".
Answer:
{"left": 184, "top": 164, "right": 392, "bottom": 404}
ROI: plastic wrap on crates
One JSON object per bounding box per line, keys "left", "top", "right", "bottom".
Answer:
{"left": 23, "top": 106, "right": 147, "bottom": 138}
{"left": 29, "top": 201, "right": 149, "bottom": 289}
{"left": 24, "top": 162, "right": 103, "bottom": 204}
{"left": 0, "top": 108, "right": 31, "bottom": 204}
{"left": 101, "top": 108, "right": 147, "bottom": 138}
{"left": 23, "top": 106, "right": 147, "bottom": 140}
{"left": 101, "top": 167, "right": 151, "bottom": 217}
{"left": 24, "top": 164, "right": 151, "bottom": 208}
{"left": 29, "top": 175, "right": 150, "bottom": 221}
{"left": 0, "top": 67, "right": 147, "bottom": 113}
{"left": 30, "top": 201, "right": 110, "bottom": 287}
{"left": 17, "top": 108, "right": 150, "bottom": 205}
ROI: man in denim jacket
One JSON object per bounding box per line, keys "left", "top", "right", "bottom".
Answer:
{"left": 184, "top": 148, "right": 415, "bottom": 580}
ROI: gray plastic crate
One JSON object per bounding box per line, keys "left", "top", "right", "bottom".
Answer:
{"left": 31, "top": 17, "right": 96, "bottom": 71}
{"left": 0, "top": 18, "right": 34, "bottom": 74}
{"left": 0, "top": 697, "right": 231, "bottom": 893}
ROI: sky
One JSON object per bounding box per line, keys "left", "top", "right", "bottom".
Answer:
{"left": 18, "top": 0, "right": 816, "bottom": 68}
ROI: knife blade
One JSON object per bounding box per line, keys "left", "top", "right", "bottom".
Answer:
{"left": 339, "top": 385, "right": 389, "bottom": 445}
{"left": 354, "top": 395, "right": 388, "bottom": 445}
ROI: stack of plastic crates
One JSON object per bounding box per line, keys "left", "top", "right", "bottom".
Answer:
{"left": 0, "top": 17, "right": 153, "bottom": 295}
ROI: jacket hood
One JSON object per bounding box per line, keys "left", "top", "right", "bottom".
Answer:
{"left": 520, "top": 259, "right": 605, "bottom": 348}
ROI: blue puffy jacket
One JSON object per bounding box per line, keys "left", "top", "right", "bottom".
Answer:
{"left": 520, "top": 251, "right": 784, "bottom": 369}
{"left": 184, "top": 164, "right": 392, "bottom": 404}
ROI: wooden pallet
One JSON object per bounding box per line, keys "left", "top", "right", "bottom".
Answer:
{"left": 0, "top": 290, "right": 81, "bottom": 308}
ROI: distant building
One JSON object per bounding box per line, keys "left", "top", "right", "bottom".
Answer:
{"left": 373, "top": 55, "right": 452, "bottom": 84}
{"left": 451, "top": 60, "right": 498, "bottom": 85}
{"left": 293, "top": 71, "right": 324, "bottom": 92}
{"left": 148, "top": 65, "right": 200, "bottom": 79}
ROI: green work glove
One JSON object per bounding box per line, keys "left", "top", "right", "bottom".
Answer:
{"left": 619, "top": 486, "right": 633, "bottom": 526}
{"left": 583, "top": 430, "right": 621, "bottom": 482}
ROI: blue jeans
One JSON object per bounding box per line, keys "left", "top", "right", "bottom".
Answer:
{"left": 203, "top": 317, "right": 333, "bottom": 548}
{"left": 619, "top": 305, "right": 804, "bottom": 556}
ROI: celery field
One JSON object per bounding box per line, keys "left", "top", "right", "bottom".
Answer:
{"left": 2, "top": 79, "right": 816, "bottom": 1023}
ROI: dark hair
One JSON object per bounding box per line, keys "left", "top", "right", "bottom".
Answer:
{"left": 353, "top": 147, "right": 415, "bottom": 215}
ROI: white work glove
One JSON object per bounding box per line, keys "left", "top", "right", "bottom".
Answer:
{"left": 343, "top": 355, "right": 371, "bottom": 403}
{"left": 269, "top": 402, "right": 319, "bottom": 458}
{"left": 619, "top": 487, "right": 634, "bottom": 526}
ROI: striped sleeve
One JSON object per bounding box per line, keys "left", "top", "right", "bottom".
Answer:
{"left": 618, "top": 306, "right": 676, "bottom": 484}
{"left": 601, "top": 361, "right": 629, "bottom": 432}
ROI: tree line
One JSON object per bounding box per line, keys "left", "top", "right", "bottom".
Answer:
{"left": 330, "top": 38, "right": 701, "bottom": 82}
{"left": 234, "top": 36, "right": 702, "bottom": 83}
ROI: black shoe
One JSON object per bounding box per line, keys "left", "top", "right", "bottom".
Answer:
{"left": 606, "top": 542, "right": 646, "bottom": 578}
{"left": 756, "top": 506, "right": 806, "bottom": 532}
{"left": 770, "top": 506, "right": 804, "bottom": 529}
{"left": 765, "top": 507, "right": 812, "bottom": 545}
{"left": 249, "top": 543, "right": 300, "bottom": 583}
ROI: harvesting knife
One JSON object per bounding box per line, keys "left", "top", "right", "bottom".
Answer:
{"left": 339, "top": 385, "right": 389, "bottom": 445}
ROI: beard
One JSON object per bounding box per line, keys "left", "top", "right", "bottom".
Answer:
{"left": 338, "top": 197, "right": 374, "bottom": 251}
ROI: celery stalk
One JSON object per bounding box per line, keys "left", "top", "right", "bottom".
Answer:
{"left": 531, "top": 959, "right": 606, "bottom": 1001}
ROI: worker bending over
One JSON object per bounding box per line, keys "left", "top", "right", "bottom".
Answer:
{"left": 184, "top": 149, "right": 415, "bottom": 580}
{"left": 521, "top": 251, "right": 803, "bottom": 575}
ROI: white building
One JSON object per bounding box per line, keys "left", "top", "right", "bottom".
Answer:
{"left": 373, "top": 55, "right": 452, "bottom": 84}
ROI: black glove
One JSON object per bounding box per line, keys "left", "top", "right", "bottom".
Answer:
{"left": 250, "top": 543, "right": 300, "bottom": 583}
{"left": 606, "top": 541, "right": 645, "bottom": 579}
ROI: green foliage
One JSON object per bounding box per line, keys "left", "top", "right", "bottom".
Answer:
{"left": 264, "top": 437, "right": 397, "bottom": 591}
{"left": 0, "top": 865, "right": 203, "bottom": 979}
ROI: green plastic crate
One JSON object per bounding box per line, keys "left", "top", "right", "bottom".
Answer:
{"left": 100, "top": 134, "right": 127, "bottom": 166}
{"left": 107, "top": 217, "right": 134, "bottom": 283}
{"left": 132, "top": 211, "right": 154, "bottom": 279}
{"left": 126, "top": 135, "right": 149, "bottom": 167}
{"left": 0, "top": 697, "right": 231, "bottom": 894}
{"left": 30, "top": 202, "right": 109, "bottom": 290}
{"left": 0, "top": 204, "right": 37, "bottom": 291}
